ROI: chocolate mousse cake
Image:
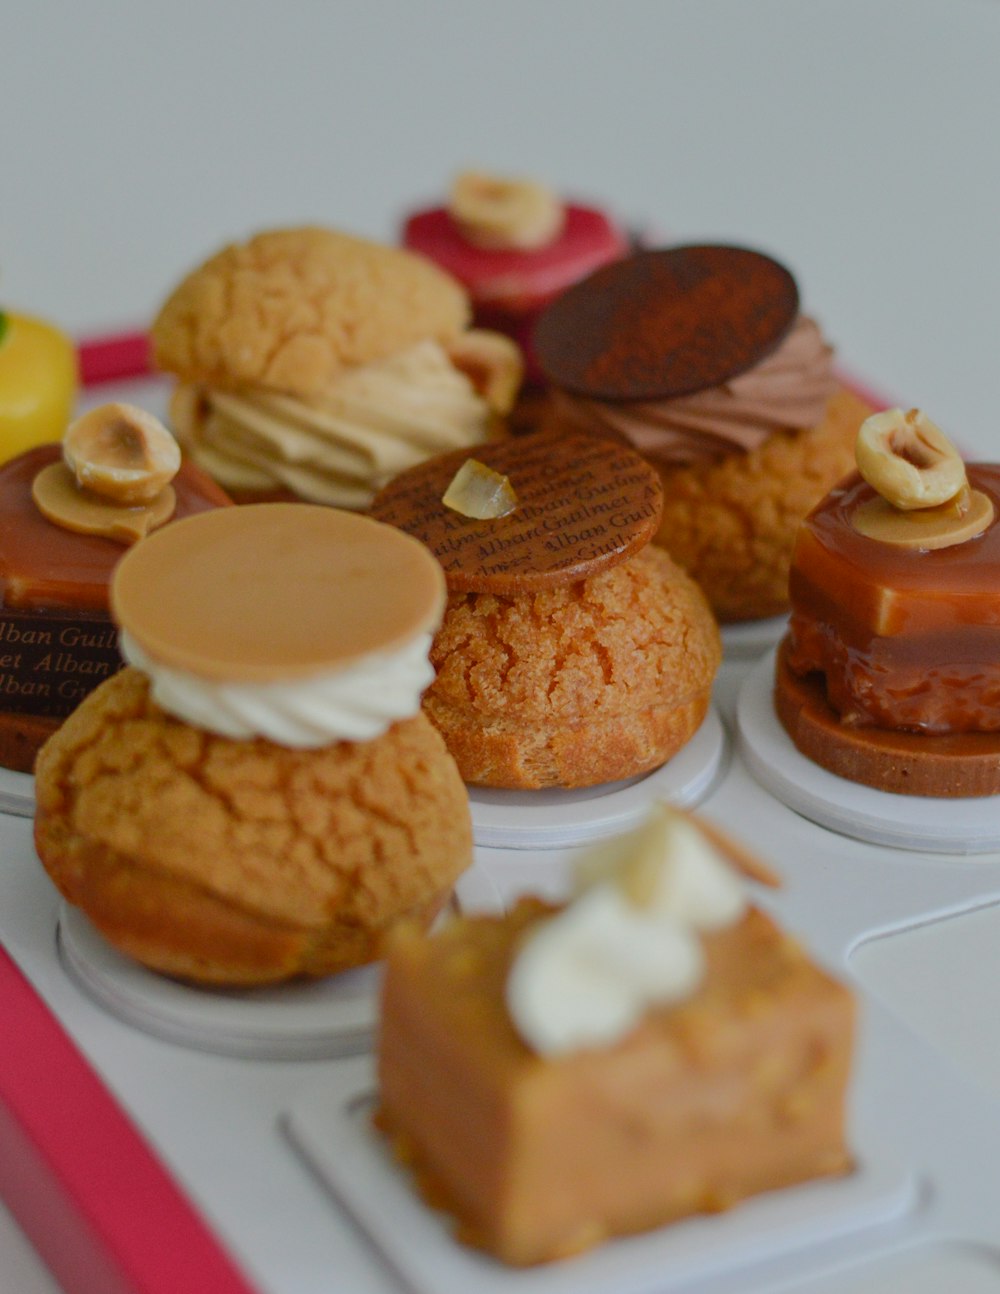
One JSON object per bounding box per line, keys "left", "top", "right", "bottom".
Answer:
{"left": 534, "top": 245, "right": 874, "bottom": 621}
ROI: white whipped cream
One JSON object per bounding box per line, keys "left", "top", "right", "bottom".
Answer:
{"left": 506, "top": 805, "right": 748, "bottom": 1056}
{"left": 171, "top": 339, "right": 494, "bottom": 508}
{"left": 119, "top": 628, "right": 436, "bottom": 747}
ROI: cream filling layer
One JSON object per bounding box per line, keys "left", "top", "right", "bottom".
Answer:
{"left": 120, "top": 629, "right": 436, "bottom": 747}
{"left": 550, "top": 315, "right": 836, "bottom": 466}
{"left": 171, "top": 339, "right": 494, "bottom": 507}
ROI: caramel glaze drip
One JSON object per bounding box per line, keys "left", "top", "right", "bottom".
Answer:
{"left": 785, "top": 464, "right": 1000, "bottom": 734}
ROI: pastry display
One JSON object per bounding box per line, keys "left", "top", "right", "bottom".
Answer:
{"left": 376, "top": 806, "right": 854, "bottom": 1266}
{"left": 151, "top": 226, "right": 523, "bottom": 508}
{"left": 0, "top": 402, "right": 231, "bottom": 772}
{"left": 402, "top": 170, "right": 629, "bottom": 381}
{"left": 777, "top": 407, "right": 1000, "bottom": 797}
{"left": 370, "top": 429, "right": 720, "bottom": 789}
{"left": 0, "top": 305, "right": 77, "bottom": 464}
{"left": 33, "top": 503, "right": 472, "bottom": 985}
{"left": 533, "top": 244, "right": 875, "bottom": 622}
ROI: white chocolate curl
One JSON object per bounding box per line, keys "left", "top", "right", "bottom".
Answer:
{"left": 120, "top": 629, "right": 435, "bottom": 747}
{"left": 506, "top": 806, "right": 748, "bottom": 1056}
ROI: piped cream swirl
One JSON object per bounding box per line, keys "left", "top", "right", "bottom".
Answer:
{"left": 120, "top": 628, "right": 436, "bottom": 747}
{"left": 550, "top": 315, "right": 836, "bottom": 467}
{"left": 170, "top": 339, "right": 495, "bottom": 508}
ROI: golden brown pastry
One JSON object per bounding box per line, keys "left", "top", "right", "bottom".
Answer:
{"left": 533, "top": 245, "right": 874, "bottom": 622}
{"left": 34, "top": 504, "right": 473, "bottom": 985}
{"left": 370, "top": 430, "right": 720, "bottom": 789}
{"left": 151, "top": 226, "right": 522, "bottom": 508}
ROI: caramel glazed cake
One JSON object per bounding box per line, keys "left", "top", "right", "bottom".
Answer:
{"left": 777, "top": 407, "right": 1000, "bottom": 798}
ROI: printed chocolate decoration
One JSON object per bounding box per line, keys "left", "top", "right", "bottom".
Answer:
{"left": 370, "top": 430, "right": 663, "bottom": 595}
{"left": 0, "top": 608, "right": 120, "bottom": 717}
{"left": 533, "top": 245, "right": 799, "bottom": 402}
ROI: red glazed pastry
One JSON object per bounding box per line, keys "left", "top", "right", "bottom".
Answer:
{"left": 402, "top": 171, "right": 629, "bottom": 383}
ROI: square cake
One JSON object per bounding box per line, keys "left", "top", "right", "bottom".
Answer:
{"left": 376, "top": 894, "right": 854, "bottom": 1266}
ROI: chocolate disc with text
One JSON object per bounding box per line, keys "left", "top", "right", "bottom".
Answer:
{"left": 533, "top": 245, "right": 800, "bottom": 402}
{"left": 369, "top": 430, "right": 663, "bottom": 594}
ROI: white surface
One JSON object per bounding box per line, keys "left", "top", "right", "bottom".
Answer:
{"left": 0, "top": 766, "right": 34, "bottom": 818}
{"left": 721, "top": 615, "right": 788, "bottom": 661}
{"left": 468, "top": 707, "right": 726, "bottom": 849}
{"left": 851, "top": 903, "right": 1000, "bottom": 1103}
{"left": 55, "top": 865, "right": 504, "bottom": 1062}
{"left": 58, "top": 904, "right": 383, "bottom": 1061}
{"left": 736, "top": 651, "right": 1000, "bottom": 855}
{"left": 4, "top": 2, "right": 1000, "bottom": 1292}
{"left": 784, "top": 1243, "right": 1000, "bottom": 1294}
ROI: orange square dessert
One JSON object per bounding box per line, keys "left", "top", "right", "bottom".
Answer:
{"left": 375, "top": 812, "right": 854, "bottom": 1266}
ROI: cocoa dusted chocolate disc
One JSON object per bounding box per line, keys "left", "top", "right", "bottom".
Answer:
{"left": 369, "top": 430, "right": 663, "bottom": 594}
{"left": 533, "top": 245, "right": 800, "bottom": 402}
{"left": 111, "top": 504, "right": 446, "bottom": 683}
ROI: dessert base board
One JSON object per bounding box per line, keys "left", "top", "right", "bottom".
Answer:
{"left": 0, "top": 766, "right": 35, "bottom": 817}
{"left": 284, "top": 1079, "right": 914, "bottom": 1294}
{"left": 468, "top": 705, "right": 725, "bottom": 849}
{"left": 736, "top": 651, "right": 1000, "bottom": 854}
{"left": 56, "top": 865, "right": 503, "bottom": 1061}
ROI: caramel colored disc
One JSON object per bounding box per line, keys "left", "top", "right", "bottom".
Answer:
{"left": 533, "top": 245, "right": 799, "bottom": 401}
{"left": 32, "top": 462, "right": 177, "bottom": 545}
{"left": 775, "top": 640, "right": 1000, "bottom": 798}
{"left": 369, "top": 430, "right": 663, "bottom": 594}
{"left": 111, "top": 504, "right": 445, "bottom": 682}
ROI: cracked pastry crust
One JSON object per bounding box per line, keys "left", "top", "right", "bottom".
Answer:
{"left": 423, "top": 545, "right": 720, "bottom": 789}
{"left": 653, "top": 388, "right": 873, "bottom": 623}
{"left": 151, "top": 226, "right": 471, "bottom": 397}
{"left": 34, "top": 668, "right": 472, "bottom": 985}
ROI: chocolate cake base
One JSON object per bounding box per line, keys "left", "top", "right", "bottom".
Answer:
{"left": 774, "top": 639, "right": 1000, "bottom": 799}
{"left": 0, "top": 710, "right": 61, "bottom": 774}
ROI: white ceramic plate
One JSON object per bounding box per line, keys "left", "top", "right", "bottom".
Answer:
{"left": 736, "top": 651, "right": 1000, "bottom": 855}
{"left": 468, "top": 707, "right": 726, "bottom": 850}
{"left": 56, "top": 865, "right": 503, "bottom": 1060}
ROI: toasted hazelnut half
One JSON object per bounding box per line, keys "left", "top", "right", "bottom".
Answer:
{"left": 449, "top": 170, "right": 565, "bottom": 251}
{"left": 446, "top": 329, "right": 524, "bottom": 416}
{"left": 855, "top": 408, "right": 966, "bottom": 511}
{"left": 64, "top": 402, "right": 181, "bottom": 504}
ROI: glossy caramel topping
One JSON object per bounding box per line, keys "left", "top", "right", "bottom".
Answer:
{"left": 0, "top": 444, "right": 232, "bottom": 613}
{"left": 786, "top": 464, "right": 1000, "bottom": 734}
{"left": 792, "top": 465, "right": 1000, "bottom": 638}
